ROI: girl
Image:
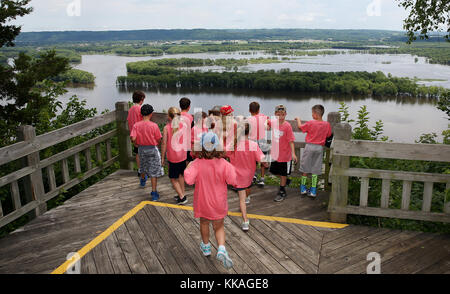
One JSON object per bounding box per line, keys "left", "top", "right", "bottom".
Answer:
{"left": 184, "top": 132, "right": 237, "bottom": 269}
{"left": 227, "top": 122, "right": 268, "bottom": 231}
{"left": 161, "top": 107, "right": 188, "bottom": 205}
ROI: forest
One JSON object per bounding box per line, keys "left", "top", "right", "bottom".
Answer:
{"left": 117, "top": 64, "right": 447, "bottom": 98}
{"left": 51, "top": 68, "right": 96, "bottom": 84}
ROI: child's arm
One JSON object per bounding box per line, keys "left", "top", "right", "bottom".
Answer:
{"left": 290, "top": 141, "right": 297, "bottom": 164}
{"left": 160, "top": 127, "right": 168, "bottom": 166}
{"left": 295, "top": 117, "right": 304, "bottom": 130}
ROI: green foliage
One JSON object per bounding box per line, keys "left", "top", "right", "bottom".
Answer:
{"left": 396, "top": 0, "right": 450, "bottom": 43}
{"left": 0, "top": 0, "right": 33, "bottom": 47}
{"left": 52, "top": 68, "right": 95, "bottom": 84}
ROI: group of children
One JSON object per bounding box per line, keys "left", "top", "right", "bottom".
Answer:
{"left": 127, "top": 91, "right": 332, "bottom": 269}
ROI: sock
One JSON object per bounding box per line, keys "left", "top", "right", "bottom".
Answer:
{"left": 280, "top": 185, "right": 286, "bottom": 192}
{"left": 218, "top": 245, "right": 226, "bottom": 252}
{"left": 301, "top": 176, "right": 307, "bottom": 186}
{"left": 312, "top": 174, "right": 318, "bottom": 188}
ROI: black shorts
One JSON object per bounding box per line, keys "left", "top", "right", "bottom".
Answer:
{"left": 168, "top": 160, "right": 187, "bottom": 179}
{"left": 186, "top": 151, "right": 193, "bottom": 162}
{"left": 235, "top": 185, "right": 252, "bottom": 192}
{"left": 269, "top": 161, "right": 293, "bottom": 177}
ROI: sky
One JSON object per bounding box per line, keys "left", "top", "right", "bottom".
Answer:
{"left": 15, "top": 0, "right": 409, "bottom": 32}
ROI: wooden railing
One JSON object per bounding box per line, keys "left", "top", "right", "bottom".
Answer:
{"left": 0, "top": 100, "right": 340, "bottom": 229}
{"left": 328, "top": 123, "right": 450, "bottom": 224}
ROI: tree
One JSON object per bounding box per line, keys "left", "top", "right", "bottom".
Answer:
{"left": 397, "top": 0, "right": 450, "bottom": 43}
{"left": 0, "top": 0, "right": 71, "bottom": 147}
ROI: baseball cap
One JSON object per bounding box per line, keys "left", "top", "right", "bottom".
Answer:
{"left": 201, "top": 131, "right": 220, "bottom": 152}
{"left": 275, "top": 105, "right": 286, "bottom": 112}
{"left": 220, "top": 105, "right": 234, "bottom": 116}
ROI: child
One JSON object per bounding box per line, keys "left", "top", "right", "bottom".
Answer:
{"left": 127, "top": 90, "right": 145, "bottom": 177}
{"left": 161, "top": 107, "right": 188, "bottom": 205}
{"left": 227, "top": 122, "right": 268, "bottom": 231}
{"left": 268, "top": 105, "right": 298, "bottom": 202}
{"left": 184, "top": 131, "right": 237, "bottom": 269}
{"left": 180, "top": 97, "right": 194, "bottom": 163}
{"left": 130, "top": 104, "right": 164, "bottom": 201}
{"left": 247, "top": 102, "right": 270, "bottom": 188}
{"left": 295, "top": 105, "right": 332, "bottom": 198}
{"left": 191, "top": 111, "right": 208, "bottom": 155}
{"left": 220, "top": 105, "right": 237, "bottom": 152}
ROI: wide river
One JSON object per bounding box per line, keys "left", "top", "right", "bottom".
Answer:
{"left": 62, "top": 51, "right": 450, "bottom": 143}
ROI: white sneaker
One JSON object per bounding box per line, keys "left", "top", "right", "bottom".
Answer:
{"left": 257, "top": 178, "right": 265, "bottom": 188}
{"left": 245, "top": 196, "right": 251, "bottom": 204}
{"left": 241, "top": 221, "right": 250, "bottom": 231}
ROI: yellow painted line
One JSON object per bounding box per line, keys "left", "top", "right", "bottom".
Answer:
{"left": 52, "top": 201, "right": 347, "bottom": 274}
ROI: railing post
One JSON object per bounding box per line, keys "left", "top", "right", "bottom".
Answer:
{"left": 328, "top": 123, "right": 352, "bottom": 223}
{"left": 115, "top": 102, "right": 133, "bottom": 170}
{"left": 17, "top": 125, "right": 47, "bottom": 217}
{"left": 324, "top": 112, "right": 341, "bottom": 191}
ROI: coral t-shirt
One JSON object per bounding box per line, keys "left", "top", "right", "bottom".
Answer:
{"left": 181, "top": 112, "right": 194, "bottom": 128}
{"left": 268, "top": 119, "right": 295, "bottom": 163}
{"left": 248, "top": 113, "right": 268, "bottom": 141}
{"left": 165, "top": 122, "right": 188, "bottom": 163}
{"left": 127, "top": 104, "right": 143, "bottom": 132}
{"left": 300, "top": 120, "right": 332, "bottom": 146}
{"left": 227, "top": 140, "right": 265, "bottom": 188}
{"left": 130, "top": 120, "right": 162, "bottom": 146}
{"left": 184, "top": 158, "right": 237, "bottom": 220}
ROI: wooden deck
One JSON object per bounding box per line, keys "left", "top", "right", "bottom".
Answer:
{"left": 0, "top": 170, "right": 449, "bottom": 274}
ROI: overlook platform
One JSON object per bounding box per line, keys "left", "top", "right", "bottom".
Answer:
{"left": 0, "top": 170, "right": 449, "bottom": 274}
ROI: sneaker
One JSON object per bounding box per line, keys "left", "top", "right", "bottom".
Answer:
{"left": 140, "top": 175, "right": 148, "bottom": 188}
{"left": 241, "top": 221, "right": 250, "bottom": 231}
{"left": 245, "top": 196, "right": 251, "bottom": 204}
{"left": 252, "top": 175, "right": 258, "bottom": 184}
{"left": 200, "top": 242, "right": 211, "bottom": 257}
{"left": 308, "top": 187, "right": 317, "bottom": 198}
{"left": 174, "top": 195, "right": 180, "bottom": 200}
{"left": 217, "top": 246, "right": 233, "bottom": 269}
{"left": 300, "top": 185, "right": 308, "bottom": 195}
{"left": 151, "top": 191, "right": 160, "bottom": 201}
{"left": 274, "top": 191, "right": 286, "bottom": 202}
{"left": 256, "top": 178, "right": 265, "bottom": 188}
{"left": 176, "top": 196, "right": 188, "bottom": 205}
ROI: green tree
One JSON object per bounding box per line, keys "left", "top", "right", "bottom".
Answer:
{"left": 397, "top": 0, "right": 450, "bottom": 43}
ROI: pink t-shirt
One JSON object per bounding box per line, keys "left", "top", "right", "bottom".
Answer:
{"left": 127, "top": 104, "right": 143, "bottom": 132}
{"left": 227, "top": 140, "right": 265, "bottom": 188}
{"left": 248, "top": 113, "right": 268, "bottom": 141}
{"left": 268, "top": 119, "right": 295, "bottom": 163}
{"left": 184, "top": 158, "right": 237, "bottom": 220}
{"left": 130, "top": 120, "right": 162, "bottom": 146}
{"left": 181, "top": 112, "right": 194, "bottom": 127}
{"left": 165, "top": 122, "right": 188, "bottom": 163}
{"left": 300, "top": 120, "right": 332, "bottom": 146}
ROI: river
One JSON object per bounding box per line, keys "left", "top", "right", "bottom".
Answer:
{"left": 62, "top": 52, "right": 450, "bottom": 143}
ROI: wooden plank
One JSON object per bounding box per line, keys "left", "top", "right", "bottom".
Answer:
{"left": 0, "top": 111, "right": 116, "bottom": 166}
{"left": 74, "top": 153, "right": 81, "bottom": 174}
{"left": 422, "top": 182, "right": 433, "bottom": 212}
{"left": 133, "top": 206, "right": 182, "bottom": 274}
{"left": 155, "top": 206, "right": 221, "bottom": 274}
{"left": 380, "top": 179, "right": 390, "bottom": 208}
{"left": 332, "top": 139, "right": 450, "bottom": 162}
{"left": 46, "top": 165, "right": 57, "bottom": 192}
{"left": 416, "top": 254, "right": 450, "bottom": 274}
{"left": 334, "top": 167, "right": 450, "bottom": 184}
{"left": 0, "top": 198, "right": 3, "bottom": 217}
{"left": 446, "top": 183, "right": 450, "bottom": 214}
{"left": 10, "top": 181, "right": 21, "bottom": 210}
{"left": 106, "top": 139, "right": 112, "bottom": 161}
{"left": 0, "top": 200, "right": 39, "bottom": 228}
{"left": 0, "top": 166, "right": 35, "bottom": 189}
{"left": 102, "top": 232, "right": 131, "bottom": 274}
{"left": 123, "top": 215, "right": 166, "bottom": 274}
{"left": 114, "top": 223, "right": 148, "bottom": 274}
{"left": 38, "top": 130, "right": 116, "bottom": 169}
{"left": 330, "top": 205, "right": 450, "bottom": 223}
{"left": 61, "top": 159, "right": 70, "bottom": 184}
{"left": 91, "top": 241, "right": 115, "bottom": 274}
{"left": 85, "top": 148, "right": 92, "bottom": 171}
{"left": 80, "top": 251, "right": 97, "bottom": 274}
{"left": 401, "top": 180, "right": 412, "bottom": 210}
{"left": 95, "top": 144, "right": 102, "bottom": 163}
{"left": 144, "top": 205, "right": 201, "bottom": 274}
{"left": 360, "top": 177, "right": 369, "bottom": 207}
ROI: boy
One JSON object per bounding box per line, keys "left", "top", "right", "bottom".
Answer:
{"left": 127, "top": 90, "right": 145, "bottom": 177}
{"left": 295, "top": 105, "right": 332, "bottom": 198}
{"left": 130, "top": 104, "right": 164, "bottom": 201}
{"left": 268, "top": 105, "right": 297, "bottom": 202}
{"left": 180, "top": 97, "right": 194, "bottom": 162}
{"left": 247, "top": 102, "right": 270, "bottom": 188}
